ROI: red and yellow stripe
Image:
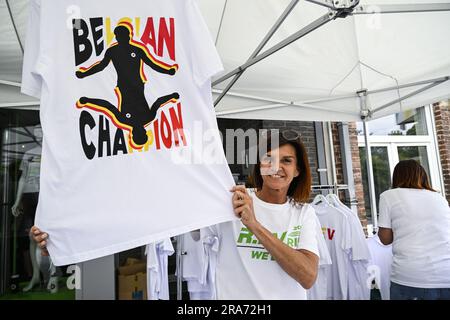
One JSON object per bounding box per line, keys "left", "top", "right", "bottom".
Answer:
{"left": 140, "top": 60, "right": 147, "bottom": 83}
{"left": 144, "top": 97, "right": 179, "bottom": 127}
{"left": 75, "top": 100, "right": 145, "bottom": 150}
{"left": 114, "top": 87, "right": 123, "bottom": 112}
{"left": 78, "top": 61, "right": 101, "bottom": 73}
{"left": 76, "top": 100, "right": 131, "bottom": 132}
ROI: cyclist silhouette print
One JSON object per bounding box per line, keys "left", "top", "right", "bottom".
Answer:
{"left": 75, "top": 21, "right": 179, "bottom": 149}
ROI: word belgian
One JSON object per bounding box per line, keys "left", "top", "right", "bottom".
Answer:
{"left": 73, "top": 17, "right": 175, "bottom": 66}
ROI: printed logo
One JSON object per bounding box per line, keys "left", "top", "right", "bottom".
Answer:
{"left": 72, "top": 17, "right": 186, "bottom": 159}
{"left": 236, "top": 226, "right": 302, "bottom": 260}
{"left": 321, "top": 227, "right": 336, "bottom": 240}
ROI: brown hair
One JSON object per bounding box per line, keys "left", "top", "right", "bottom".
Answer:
{"left": 249, "top": 134, "right": 312, "bottom": 203}
{"left": 392, "top": 160, "right": 435, "bottom": 191}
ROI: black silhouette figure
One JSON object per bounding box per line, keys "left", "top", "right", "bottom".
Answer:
{"left": 76, "top": 23, "right": 179, "bottom": 148}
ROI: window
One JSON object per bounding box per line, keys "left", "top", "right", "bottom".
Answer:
{"left": 0, "top": 109, "right": 75, "bottom": 300}
{"left": 359, "top": 146, "right": 391, "bottom": 219}
{"left": 356, "top": 106, "right": 428, "bottom": 136}
{"left": 357, "top": 105, "right": 441, "bottom": 224}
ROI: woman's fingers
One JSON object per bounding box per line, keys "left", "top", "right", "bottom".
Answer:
{"left": 234, "top": 190, "right": 246, "bottom": 200}
{"left": 30, "top": 225, "right": 50, "bottom": 256}
{"left": 232, "top": 199, "right": 245, "bottom": 209}
{"left": 31, "top": 225, "right": 40, "bottom": 235}
{"left": 230, "top": 185, "right": 247, "bottom": 194}
{"left": 234, "top": 205, "right": 246, "bottom": 217}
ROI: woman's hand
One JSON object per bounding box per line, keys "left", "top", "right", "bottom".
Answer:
{"left": 30, "top": 226, "right": 49, "bottom": 256}
{"left": 230, "top": 185, "right": 259, "bottom": 229}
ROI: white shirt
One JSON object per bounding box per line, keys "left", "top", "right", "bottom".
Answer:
{"left": 313, "top": 203, "right": 352, "bottom": 300}
{"left": 366, "top": 235, "right": 392, "bottom": 300}
{"left": 21, "top": 0, "right": 236, "bottom": 266}
{"left": 332, "top": 202, "right": 370, "bottom": 300}
{"left": 181, "top": 230, "right": 218, "bottom": 300}
{"left": 379, "top": 188, "right": 450, "bottom": 288}
{"left": 307, "top": 215, "right": 332, "bottom": 300}
{"left": 146, "top": 238, "right": 174, "bottom": 300}
{"left": 211, "top": 190, "right": 319, "bottom": 300}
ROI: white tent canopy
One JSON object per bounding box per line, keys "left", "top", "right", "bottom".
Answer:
{"left": 0, "top": 0, "right": 449, "bottom": 235}
{"left": 199, "top": 0, "right": 450, "bottom": 121}
{"left": 1, "top": 0, "right": 449, "bottom": 119}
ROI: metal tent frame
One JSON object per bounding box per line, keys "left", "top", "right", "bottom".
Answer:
{"left": 2, "top": 0, "right": 449, "bottom": 300}
{"left": 212, "top": 0, "right": 450, "bottom": 231}
{"left": 175, "top": 0, "right": 450, "bottom": 300}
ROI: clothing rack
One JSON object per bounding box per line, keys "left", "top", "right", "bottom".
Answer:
{"left": 312, "top": 184, "right": 348, "bottom": 194}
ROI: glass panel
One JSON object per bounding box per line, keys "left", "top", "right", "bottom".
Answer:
{"left": 356, "top": 106, "right": 428, "bottom": 136}
{"left": 0, "top": 109, "right": 75, "bottom": 300}
{"left": 397, "top": 146, "right": 431, "bottom": 183}
{"left": 359, "top": 146, "right": 391, "bottom": 223}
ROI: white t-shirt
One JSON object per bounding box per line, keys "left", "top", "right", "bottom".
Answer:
{"left": 21, "top": 0, "right": 236, "bottom": 265}
{"left": 334, "top": 203, "right": 370, "bottom": 300}
{"left": 181, "top": 230, "right": 218, "bottom": 300}
{"left": 19, "top": 146, "right": 42, "bottom": 194}
{"left": 307, "top": 215, "right": 332, "bottom": 300}
{"left": 211, "top": 190, "right": 319, "bottom": 300}
{"left": 378, "top": 188, "right": 450, "bottom": 288}
{"left": 366, "top": 235, "right": 392, "bottom": 300}
{"left": 146, "top": 238, "right": 174, "bottom": 300}
{"left": 313, "top": 203, "right": 352, "bottom": 300}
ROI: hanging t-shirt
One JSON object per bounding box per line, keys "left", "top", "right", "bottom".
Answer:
{"left": 209, "top": 190, "right": 319, "bottom": 300}
{"left": 21, "top": 0, "right": 236, "bottom": 265}
{"left": 332, "top": 201, "right": 371, "bottom": 300}
{"left": 307, "top": 215, "right": 332, "bottom": 300}
{"left": 181, "top": 230, "right": 217, "bottom": 300}
{"left": 366, "top": 235, "right": 392, "bottom": 300}
{"left": 20, "top": 147, "right": 42, "bottom": 194}
{"left": 313, "top": 203, "right": 352, "bottom": 300}
{"left": 145, "top": 238, "right": 174, "bottom": 300}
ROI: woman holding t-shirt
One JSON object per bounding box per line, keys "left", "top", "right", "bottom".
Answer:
{"left": 205, "top": 130, "right": 320, "bottom": 299}
{"left": 378, "top": 160, "right": 450, "bottom": 300}
{"left": 31, "top": 130, "right": 320, "bottom": 299}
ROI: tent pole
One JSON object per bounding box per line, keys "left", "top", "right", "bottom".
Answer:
{"left": 363, "top": 118, "right": 378, "bottom": 230}
{"left": 215, "top": 101, "right": 356, "bottom": 117}
{"left": 327, "top": 122, "right": 338, "bottom": 194}
{"left": 367, "top": 76, "right": 450, "bottom": 95}
{"left": 5, "top": 0, "right": 24, "bottom": 54}
{"left": 0, "top": 102, "right": 40, "bottom": 109}
{"left": 372, "top": 78, "right": 450, "bottom": 115}
{"left": 212, "top": 13, "right": 334, "bottom": 87}
{"left": 353, "top": 3, "right": 450, "bottom": 15}
{"left": 337, "top": 122, "right": 359, "bottom": 214}
{"left": 0, "top": 80, "right": 21, "bottom": 87}
{"left": 358, "top": 90, "right": 378, "bottom": 231}
{"left": 176, "top": 235, "right": 184, "bottom": 300}
{"left": 214, "top": 0, "right": 300, "bottom": 106}
{"left": 213, "top": 88, "right": 357, "bottom": 112}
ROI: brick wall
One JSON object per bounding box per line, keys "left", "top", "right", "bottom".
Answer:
{"left": 433, "top": 101, "right": 450, "bottom": 204}
{"left": 332, "top": 123, "right": 368, "bottom": 227}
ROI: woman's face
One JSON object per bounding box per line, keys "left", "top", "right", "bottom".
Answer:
{"left": 260, "top": 144, "right": 299, "bottom": 191}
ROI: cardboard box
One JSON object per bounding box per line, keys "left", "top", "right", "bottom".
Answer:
{"left": 118, "top": 257, "right": 146, "bottom": 276}
{"left": 118, "top": 258, "right": 147, "bottom": 300}
{"left": 118, "top": 272, "right": 147, "bottom": 300}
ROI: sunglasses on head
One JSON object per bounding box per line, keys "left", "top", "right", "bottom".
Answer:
{"left": 260, "top": 129, "right": 301, "bottom": 141}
